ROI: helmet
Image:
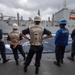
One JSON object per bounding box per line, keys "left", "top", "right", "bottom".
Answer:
{"left": 59, "top": 19, "right": 67, "bottom": 24}
{"left": 12, "top": 23, "right": 19, "bottom": 29}
{"left": 34, "top": 15, "right": 41, "bottom": 21}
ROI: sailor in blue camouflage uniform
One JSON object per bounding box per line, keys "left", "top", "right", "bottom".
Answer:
{"left": 7, "top": 23, "right": 25, "bottom": 65}
{"left": 0, "top": 29, "right": 9, "bottom": 63}
{"left": 21, "top": 15, "right": 52, "bottom": 74}
{"left": 67, "top": 29, "right": 75, "bottom": 61}
{"left": 54, "top": 19, "right": 69, "bottom": 66}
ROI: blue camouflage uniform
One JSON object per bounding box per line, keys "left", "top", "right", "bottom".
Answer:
{"left": 54, "top": 19, "right": 69, "bottom": 65}
{"left": 55, "top": 27, "right": 69, "bottom": 46}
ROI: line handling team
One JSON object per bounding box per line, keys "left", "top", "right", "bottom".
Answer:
{"left": 0, "top": 15, "right": 75, "bottom": 74}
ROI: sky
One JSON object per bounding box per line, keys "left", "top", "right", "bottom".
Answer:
{"left": 0, "top": 0, "right": 75, "bottom": 20}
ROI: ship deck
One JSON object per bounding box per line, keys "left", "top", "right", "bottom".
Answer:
{"left": 0, "top": 52, "right": 75, "bottom": 75}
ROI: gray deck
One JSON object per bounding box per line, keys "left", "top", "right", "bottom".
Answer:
{"left": 0, "top": 52, "right": 75, "bottom": 75}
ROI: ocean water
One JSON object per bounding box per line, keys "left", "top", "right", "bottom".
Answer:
{"left": 4, "top": 34, "right": 71, "bottom": 54}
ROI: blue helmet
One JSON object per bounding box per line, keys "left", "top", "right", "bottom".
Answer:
{"left": 59, "top": 19, "right": 67, "bottom": 24}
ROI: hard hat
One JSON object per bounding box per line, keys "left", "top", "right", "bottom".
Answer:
{"left": 34, "top": 15, "right": 41, "bottom": 21}
{"left": 12, "top": 23, "right": 19, "bottom": 29}
{"left": 59, "top": 19, "right": 67, "bottom": 24}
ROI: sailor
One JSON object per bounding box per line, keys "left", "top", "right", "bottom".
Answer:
{"left": 54, "top": 19, "right": 69, "bottom": 66}
{"left": 21, "top": 15, "right": 52, "bottom": 74}
{"left": 67, "top": 29, "right": 75, "bottom": 61}
{"left": 0, "top": 29, "right": 9, "bottom": 63}
{"left": 7, "top": 23, "right": 25, "bottom": 65}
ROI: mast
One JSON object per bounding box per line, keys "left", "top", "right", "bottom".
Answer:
{"left": 17, "top": 13, "right": 19, "bottom": 26}
{"left": 63, "top": 0, "right": 67, "bottom": 8}
{"left": 38, "top": 10, "right": 40, "bottom": 16}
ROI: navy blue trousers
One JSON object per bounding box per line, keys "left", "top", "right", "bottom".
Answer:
{"left": 0, "top": 42, "right": 6, "bottom": 60}
{"left": 25, "top": 45, "right": 43, "bottom": 68}
{"left": 71, "top": 42, "right": 75, "bottom": 57}
{"left": 55, "top": 45, "right": 66, "bottom": 63}
{"left": 10, "top": 45, "right": 25, "bottom": 61}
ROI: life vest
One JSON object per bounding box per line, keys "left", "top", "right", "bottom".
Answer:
{"left": 29, "top": 25, "right": 44, "bottom": 45}
{"left": 9, "top": 30, "right": 21, "bottom": 44}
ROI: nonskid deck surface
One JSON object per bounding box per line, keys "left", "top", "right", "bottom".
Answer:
{"left": 0, "top": 52, "right": 75, "bottom": 75}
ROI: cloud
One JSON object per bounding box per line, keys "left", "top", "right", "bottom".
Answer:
{"left": 0, "top": 0, "right": 75, "bottom": 20}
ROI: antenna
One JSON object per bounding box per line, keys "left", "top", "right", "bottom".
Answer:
{"left": 63, "top": 0, "right": 67, "bottom": 8}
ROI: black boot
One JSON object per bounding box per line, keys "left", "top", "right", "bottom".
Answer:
{"left": 61, "top": 59, "right": 63, "bottom": 64}
{"left": 54, "top": 61, "right": 60, "bottom": 67}
{"left": 35, "top": 67, "right": 39, "bottom": 74}
{"left": 24, "top": 66, "right": 27, "bottom": 72}
{"left": 67, "top": 56, "right": 74, "bottom": 61}
{"left": 3, "top": 59, "right": 9, "bottom": 64}
{"left": 16, "top": 60, "right": 19, "bottom": 65}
